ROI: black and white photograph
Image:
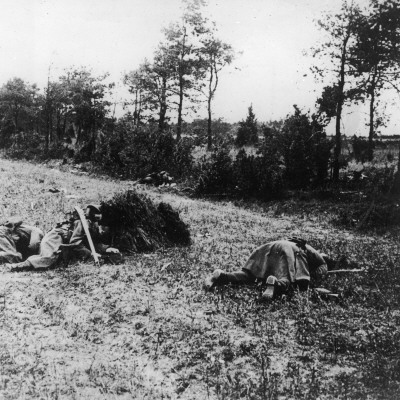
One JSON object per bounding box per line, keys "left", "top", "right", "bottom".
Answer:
{"left": 0, "top": 0, "right": 399, "bottom": 398}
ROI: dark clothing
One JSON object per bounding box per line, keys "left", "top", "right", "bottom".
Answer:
{"left": 212, "top": 240, "right": 327, "bottom": 292}
{"left": 0, "top": 226, "right": 22, "bottom": 263}
{"left": 13, "top": 224, "right": 44, "bottom": 259}
{"left": 26, "top": 219, "right": 110, "bottom": 269}
{"left": 0, "top": 223, "right": 43, "bottom": 263}
{"left": 216, "top": 270, "right": 256, "bottom": 285}
{"left": 242, "top": 240, "right": 326, "bottom": 284}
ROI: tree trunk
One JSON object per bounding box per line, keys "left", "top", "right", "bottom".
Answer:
{"left": 207, "top": 97, "right": 212, "bottom": 150}
{"left": 62, "top": 114, "right": 67, "bottom": 137}
{"left": 176, "top": 29, "right": 187, "bottom": 141}
{"left": 333, "top": 33, "right": 350, "bottom": 182}
{"left": 56, "top": 111, "right": 62, "bottom": 143}
{"left": 134, "top": 90, "right": 139, "bottom": 126}
{"left": 177, "top": 87, "right": 183, "bottom": 141}
{"left": 159, "top": 76, "right": 167, "bottom": 132}
{"left": 392, "top": 141, "right": 400, "bottom": 194}
{"left": 45, "top": 106, "right": 50, "bottom": 152}
{"left": 333, "top": 77, "right": 345, "bottom": 182}
{"left": 368, "top": 90, "right": 375, "bottom": 162}
{"left": 207, "top": 64, "right": 214, "bottom": 151}
{"left": 367, "top": 68, "right": 378, "bottom": 162}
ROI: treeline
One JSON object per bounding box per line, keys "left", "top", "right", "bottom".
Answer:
{"left": 313, "top": 0, "right": 400, "bottom": 181}
{"left": 0, "top": 0, "right": 399, "bottom": 202}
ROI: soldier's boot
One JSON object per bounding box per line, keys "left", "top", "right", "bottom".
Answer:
{"left": 261, "top": 275, "right": 278, "bottom": 300}
{"left": 203, "top": 269, "right": 224, "bottom": 291}
{"left": 7, "top": 260, "right": 33, "bottom": 272}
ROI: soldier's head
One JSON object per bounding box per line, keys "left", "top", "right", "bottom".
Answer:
{"left": 85, "top": 204, "right": 102, "bottom": 222}
{"left": 320, "top": 253, "right": 337, "bottom": 270}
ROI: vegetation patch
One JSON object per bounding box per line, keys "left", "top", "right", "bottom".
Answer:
{"left": 100, "top": 190, "right": 191, "bottom": 253}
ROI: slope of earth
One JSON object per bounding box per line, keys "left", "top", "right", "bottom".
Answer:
{"left": 0, "top": 158, "right": 399, "bottom": 399}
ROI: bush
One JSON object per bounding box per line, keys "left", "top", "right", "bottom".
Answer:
{"left": 232, "top": 137, "right": 286, "bottom": 200}
{"left": 232, "top": 149, "right": 258, "bottom": 195}
{"left": 195, "top": 146, "right": 234, "bottom": 195}
{"left": 94, "top": 124, "right": 194, "bottom": 180}
{"left": 100, "top": 190, "right": 191, "bottom": 253}
{"left": 5, "top": 131, "right": 43, "bottom": 160}
{"left": 280, "top": 107, "right": 332, "bottom": 189}
{"left": 195, "top": 137, "right": 286, "bottom": 200}
{"left": 235, "top": 105, "right": 258, "bottom": 147}
{"left": 352, "top": 135, "right": 370, "bottom": 163}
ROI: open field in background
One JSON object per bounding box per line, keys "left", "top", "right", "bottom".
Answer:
{"left": 0, "top": 158, "right": 400, "bottom": 399}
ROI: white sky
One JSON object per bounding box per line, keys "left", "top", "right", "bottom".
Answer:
{"left": 0, "top": 0, "right": 399, "bottom": 136}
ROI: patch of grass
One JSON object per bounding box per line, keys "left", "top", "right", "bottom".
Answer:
{"left": 0, "top": 157, "right": 399, "bottom": 399}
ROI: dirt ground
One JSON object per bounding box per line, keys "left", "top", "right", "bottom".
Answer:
{"left": 0, "top": 158, "right": 399, "bottom": 399}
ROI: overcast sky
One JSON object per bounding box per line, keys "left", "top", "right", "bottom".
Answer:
{"left": 0, "top": 0, "right": 398, "bottom": 135}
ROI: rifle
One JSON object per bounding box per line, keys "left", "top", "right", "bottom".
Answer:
{"left": 327, "top": 269, "right": 366, "bottom": 274}
{"left": 74, "top": 206, "right": 100, "bottom": 267}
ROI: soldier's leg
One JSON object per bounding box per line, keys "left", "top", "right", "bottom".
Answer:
{"left": 293, "top": 279, "right": 309, "bottom": 292}
{"left": 70, "top": 245, "right": 92, "bottom": 261}
{"left": 10, "top": 229, "right": 62, "bottom": 271}
{"left": 204, "top": 268, "right": 256, "bottom": 290}
{"left": 262, "top": 276, "right": 290, "bottom": 300}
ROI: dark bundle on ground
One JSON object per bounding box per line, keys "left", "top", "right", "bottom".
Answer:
{"left": 157, "top": 202, "right": 191, "bottom": 246}
{"left": 100, "top": 190, "right": 191, "bottom": 253}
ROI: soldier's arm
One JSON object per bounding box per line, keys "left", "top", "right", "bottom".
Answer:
{"left": 69, "top": 220, "right": 85, "bottom": 246}
{"left": 27, "top": 226, "right": 44, "bottom": 252}
{"left": 306, "top": 245, "right": 328, "bottom": 278}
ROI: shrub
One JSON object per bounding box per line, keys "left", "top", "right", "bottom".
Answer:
{"left": 235, "top": 105, "right": 258, "bottom": 147}
{"left": 195, "top": 146, "right": 234, "bottom": 195}
{"left": 280, "top": 107, "right": 332, "bottom": 189}
{"left": 232, "top": 149, "right": 258, "bottom": 196}
{"left": 100, "top": 190, "right": 191, "bottom": 252}
{"left": 232, "top": 135, "right": 286, "bottom": 200}
{"left": 352, "top": 135, "right": 370, "bottom": 163}
{"left": 94, "top": 124, "right": 194, "bottom": 180}
{"left": 5, "top": 131, "right": 43, "bottom": 160}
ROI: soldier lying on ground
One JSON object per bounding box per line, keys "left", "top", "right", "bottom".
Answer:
{"left": 0, "top": 218, "right": 43, "bottom": 264}
{"left": 203, "top": 238, "right": 331, "bottom": 300}
{"left": 3, "top": 205, "right": 122, "bottom": 272}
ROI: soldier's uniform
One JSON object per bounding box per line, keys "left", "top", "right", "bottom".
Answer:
{"left": 6, "top": 205, "right": 119, "bottom": 271}
{"left": 204, "top": 239, "right": 328, "bottom": 299}
{"left": 0, "top": 219, "right": 43, "bottom": 263}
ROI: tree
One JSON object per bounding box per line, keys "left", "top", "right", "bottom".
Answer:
{"left": 0, "top": 77, "right": 39, "bottom": 139}
{"left": 235, "top": 105, "right": 258, "bottom": 147}
{"left": 312, "top": 0, "right": 363, "bottom": 181}
{"left": 199, "top": 30, "right": 234, "bottom": 149}
{"left": 160, "top": 0, "right": 209, "bottom": 140}
{"left": 124, "top": 50, "right": 175, "bottom": 131}
{"left": 42, "top": 79, "right": 71, "bottom": 151}
{"left": 280, "top": 105, "right": 332, "bottom": 188}
{"left": 123, "top": 66, "right": 146, "bottom": 127}
{"left": 58, "top": 67, "right": 114, "bottom": 153}
{"left": 349, "top": 0, "right": 400, "bottom": 161}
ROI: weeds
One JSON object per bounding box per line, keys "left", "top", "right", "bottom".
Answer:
{"left": 0, "top": 158, "right": 399, "bottom": 399}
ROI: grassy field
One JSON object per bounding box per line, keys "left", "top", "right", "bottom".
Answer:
{"left": 0, "top": 158, "right": 400, "bottom": 399}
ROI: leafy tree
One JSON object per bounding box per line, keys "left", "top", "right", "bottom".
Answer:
{"left": 123, "top": 66, "right": 146, "bottom": 127}
{"left": 199, "top": 30, "right": 234, "bottom": 149}
{"left": 0, "top": 77, "right": 39, "bottom": 145}
{"left": 160, "top": 0, "right": 209, "bottom": 140}
{"left": 349, "top": 0, "right": 400, "bottom": 161}
{"left": 184, "top": 117, "right": 233, "bottom": 146}
{"left": 312, "top": 0, "right": 363, "bottom": 182}
{"left": 124, "top": 49, "right": 176, "bottom": 131}
{"left": 235, "top": 105, "right": 258, "bottom": 147}
{"left": 42, "top": 79, "right": 73, "bottom": 151}
{"left": 58, "top": 67, "right": 114, "bottom": 154}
